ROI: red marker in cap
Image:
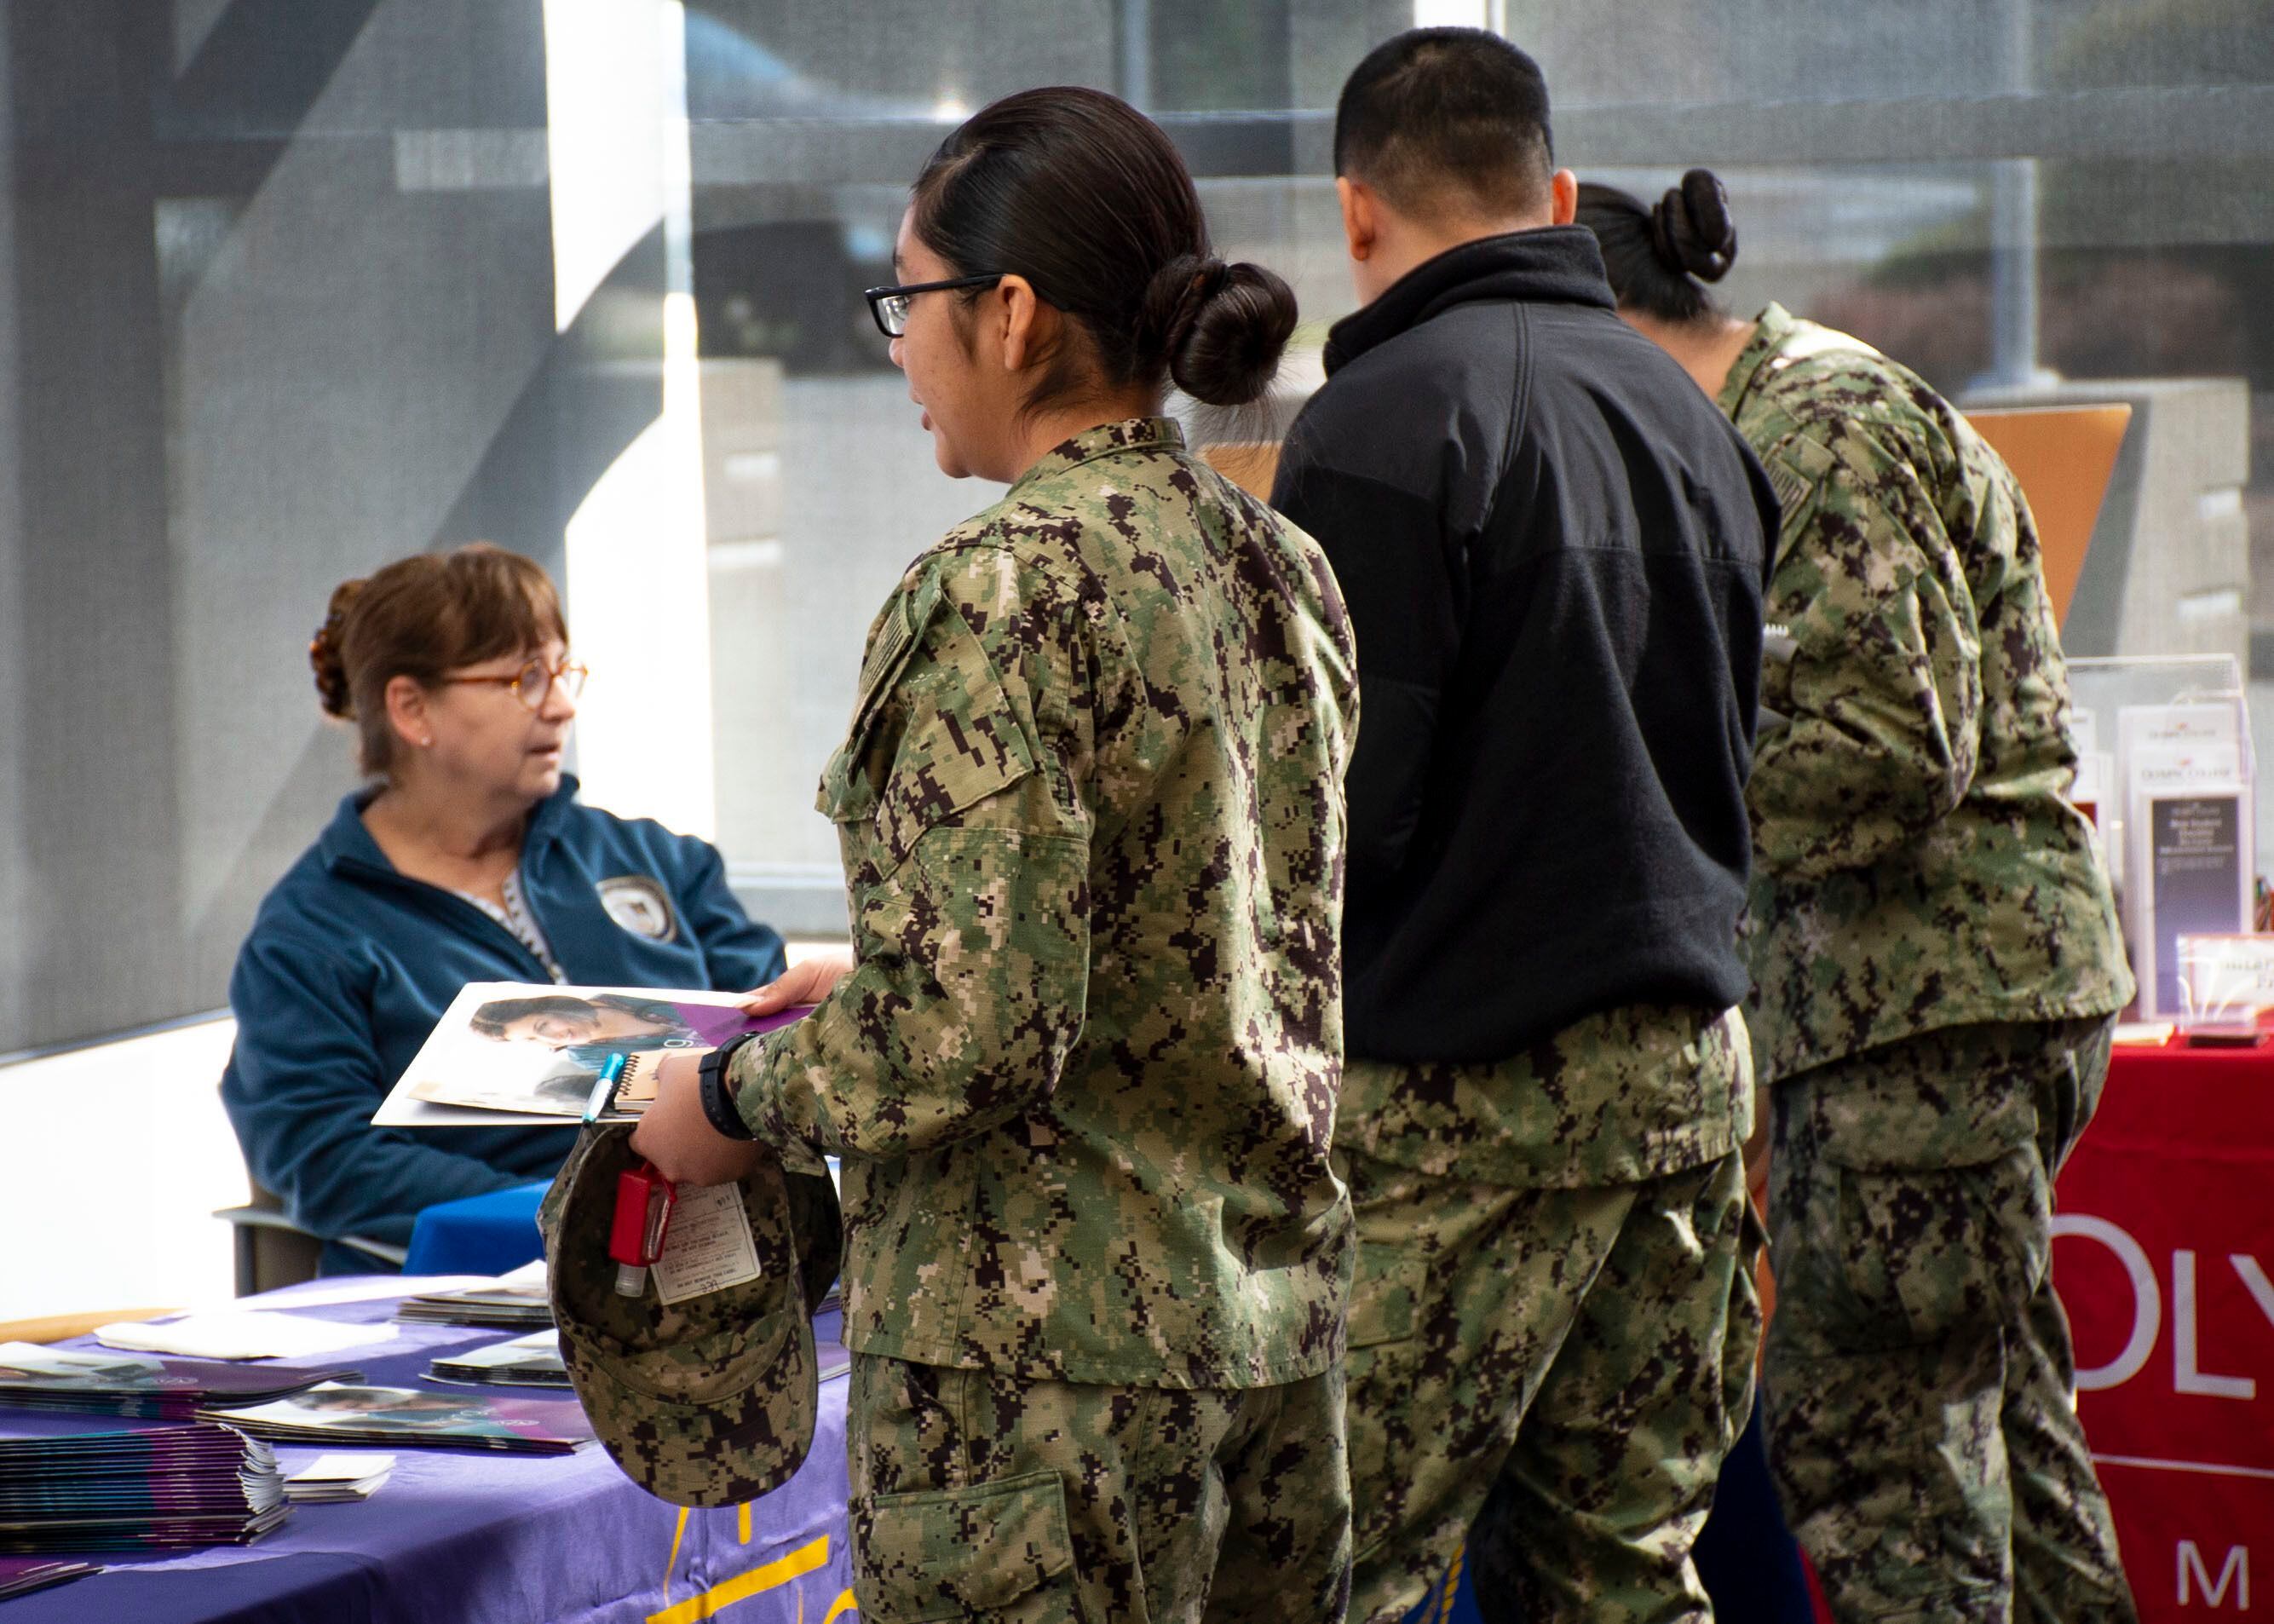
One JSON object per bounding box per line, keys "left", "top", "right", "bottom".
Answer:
{"left": 609, "top": 1159, "right": 676, "bottom": 1298}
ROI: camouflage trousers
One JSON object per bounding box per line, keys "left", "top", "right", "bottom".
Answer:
{"left": 846, "top": 1352, "right": 1351, "bottom": 1622}
{"left": 1762, "top": 1017, "right": 2138, "bottom": 1623}
{"left": 1336, "top": 1143, "right": 1761, "bottom": 1624}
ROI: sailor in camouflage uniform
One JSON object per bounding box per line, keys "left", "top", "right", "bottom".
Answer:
{"left": 1584, "top": 172, "right": 2138, "bottom": 1622}
{"left": 633, "top": 87, "right": 1356, "bottom": 1623}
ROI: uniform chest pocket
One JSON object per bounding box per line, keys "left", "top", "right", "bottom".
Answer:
{"left": 815, "top": 589, "right": 1042, "bottom": 872}
{"left": 816, "top": 587, "right": 932, "bottom": 829}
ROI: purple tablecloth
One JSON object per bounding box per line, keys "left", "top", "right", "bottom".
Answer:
{"left": 0, "top": 1279, "right": 855, "bottom": 1624}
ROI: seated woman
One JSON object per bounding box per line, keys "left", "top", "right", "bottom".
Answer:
{"left": 220, "top": 544, "right": 786, "bottom": 1271}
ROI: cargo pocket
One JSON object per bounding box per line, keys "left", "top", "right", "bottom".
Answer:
{"left": 1344, "top": 1241, "right": 1425, "bottom": 1564}
{"left": 1711, "top": 1183, "right": 1767, "bottom": 1452}
{"left": 1802, "top": 1039, "right": 2051, "bottom": 1351}
{"left": 1346, "top": 1241, "right": 1423, "bottom": 1350}
{"left": 1822, "top": 1145, "right": 2049, "bottom": 1350}
{"left": 860, "top": 1468, "right": 1079, "bottom": 1623}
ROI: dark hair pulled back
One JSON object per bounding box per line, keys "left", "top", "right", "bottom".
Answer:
{"left": 1575, "top": 168, "right": 1739, "bottom": 326}
{"left": 910, "top": 86, "right": 1297, "bottom": 411}
{"left": 469, "top": 993, "right": 597, "bottom": 1038}
{"left": 309, "top": 543, "right": 567, "bottom": 779}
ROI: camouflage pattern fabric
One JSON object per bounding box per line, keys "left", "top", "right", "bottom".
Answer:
{"left": 1763, "top": 1017, "right": 2138, "bottom": 1623}
{"left": 725, "top": 415, "right": 1358, "bottom": 1391}
{"left": 1337, "top": 1002, "right": 1753, "bottom": 1189}
{"left": 1337, "top": 1008, "right": 1761, "bottom": 1624}
{"left": 848, "top": 1352, "right": 1350, "bottom": 1623}
{"left": 1721, "top": 304, "right": 2131, "bottom": 1086}
{"left": 536, "top": 1122, "right": 843, "bottom": 1508}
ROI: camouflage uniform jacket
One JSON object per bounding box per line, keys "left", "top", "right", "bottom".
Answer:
{"left": 727, "top": 418, "right": 1359, "bottom": 1389}
{"left": 1724, "top": 304, "right": 2132, "bottom": 1084}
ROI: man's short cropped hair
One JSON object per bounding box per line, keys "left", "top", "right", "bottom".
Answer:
{"left": 1333, "top": 28, "right": 1553, "bottom": 221}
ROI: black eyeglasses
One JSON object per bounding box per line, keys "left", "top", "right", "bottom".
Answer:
{"left": 863, "top": 274, "right": 1005, "bottom": 337}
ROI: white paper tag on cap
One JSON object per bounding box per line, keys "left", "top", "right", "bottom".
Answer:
{"left": 651, "top": 1183, "right": 763, "bottom": 1306}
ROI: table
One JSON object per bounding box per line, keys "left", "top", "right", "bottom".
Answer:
{"left": 2052, "top": 1030, "right": 2274, "bottom": 1623}
{"left": 401, "top": 1184, "right": 549, "bottom": 1277}
{"left": 0, "top": 1279, "right": 856, "bottom": 1624}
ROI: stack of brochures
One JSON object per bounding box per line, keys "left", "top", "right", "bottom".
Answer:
{"left": 0, "top": 1343, "right": 357, "bottom": 1422}
{"left": 207, "top": 1382, "right": 594, "bottom": 1455}
{"left": 282, "top": 1453, "right": 394, "bottom": 1504}
{"left": 0, "top": 1556, "right": 101, "bottom": 1599}
{"left": 395, "top": 1280, "right": 552, "bottom": 1330}
{"left": 0, "top": 1422, "right": 286, "bottom": 1552}
{"left": 429, "top": 1330, "right": 568, "bottom": 1388}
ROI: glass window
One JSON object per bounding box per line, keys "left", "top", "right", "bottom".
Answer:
{"left": 0, "top": 0, "right": 2265, "bottom": 1055}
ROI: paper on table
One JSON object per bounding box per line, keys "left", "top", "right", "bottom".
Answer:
{"left": 94, "top": 1310, "right": 395, "bottom": 1362}
{"left": 268, "top": 1276, "right": 497, "bottom": 1310}
{"left": 285, "top": 1451, "right": 394, "bottom": 1502}
{"left": 289, "top": 1452, "right": 398, "bottom": 1483}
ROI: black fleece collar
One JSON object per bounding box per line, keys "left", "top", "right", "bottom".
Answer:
{"left": 1323, "top": 225, "right": 1617, "bottom": 377}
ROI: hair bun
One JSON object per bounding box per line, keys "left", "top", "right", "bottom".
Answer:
{"left": 1146, "top": 254, "right": 1298, "bottom": 408}
{"left": 1649, "top": 168, "right": 1737, "bottom": 284}
{"left": 310, "top": 577, "right": 366, "bottom": 719}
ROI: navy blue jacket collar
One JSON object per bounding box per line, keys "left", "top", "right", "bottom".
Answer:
{"left": 316, "top": 776, "right": 581, "bottom": 879}
{"left": 1323, "top": 225, "right": 1617, "bottom": 377}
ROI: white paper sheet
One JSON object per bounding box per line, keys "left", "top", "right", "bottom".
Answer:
{"left": 289, "top": 1452, "right": 398, "bottom": 1483}
{"left": 94, "top": 1310, "right": 394, "bottom": 1362}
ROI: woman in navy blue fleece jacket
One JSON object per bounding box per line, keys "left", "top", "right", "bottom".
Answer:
{"left": 220, "top": 546, "right": 785, "bottom": 1270}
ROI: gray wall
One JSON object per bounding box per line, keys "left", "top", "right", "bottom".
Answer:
{"left": 0, "top": 0, "right": 662, "bottom": 1051}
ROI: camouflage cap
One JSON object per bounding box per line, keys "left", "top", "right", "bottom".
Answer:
{"left": 538, "top": 1124, "right": 843, "bottom": 1507}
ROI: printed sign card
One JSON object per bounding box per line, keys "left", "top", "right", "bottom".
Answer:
{"left": 2173, "top": 933, "right": 2274, "bottom": 1024}
{"left": 2136, "top": 789, "right": 2252, "bottom": 1018}
{"left": 2116, "top": 702, "right": 2254, "bottom": 1019}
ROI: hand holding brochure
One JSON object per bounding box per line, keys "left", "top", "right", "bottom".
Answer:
{"left": 372, "top": 982, "right": 811, "bottom": 1127}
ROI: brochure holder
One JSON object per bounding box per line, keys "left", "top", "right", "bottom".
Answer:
{"left": 2067, "top": 655, "right": 2255, "bottom": 1022}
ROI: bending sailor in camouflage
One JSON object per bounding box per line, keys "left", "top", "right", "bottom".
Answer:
{"left": 1585, "top": 172, "right": 2138, "bottom": 1622}
{"left": 635, "top": 88, "right": 1356, "bottom": 1623}
{"left": 1274, "top": 37, "right": 1776, "bottom": 1624}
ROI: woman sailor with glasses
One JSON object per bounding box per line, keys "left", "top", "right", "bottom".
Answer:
{"left": 221, "top": 544, "right": 786, "bottom": 1272}
{"left": 630, "top": 88, "right": 1359, "bottom": 1621}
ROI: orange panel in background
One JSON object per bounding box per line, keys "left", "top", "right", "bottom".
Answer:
{"left": 1199, "top": 441, "right": 1281, "bottom": 503}
{"left": 1962, "top": 403, "right": 2132, "bottom": 631}
{"left": 1208, "top": 406, "right": 2131, "bottom": 637}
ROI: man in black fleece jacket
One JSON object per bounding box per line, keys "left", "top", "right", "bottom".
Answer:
{"left": 1270, "top": 31, "right": 1778, "bottom": 1624}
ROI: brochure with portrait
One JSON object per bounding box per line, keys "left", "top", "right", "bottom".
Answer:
{"left": 206, "top": 1382, "right": 595, "bottom": 1455}
{"left": 428, "top": 1330, "right": 568, "bottom": 1389}
{"left": 0, "top": 1344, "right": 358, "bottom": 1421}
{"left": 371, "top": 982, "right": 811, "bottom": 1128}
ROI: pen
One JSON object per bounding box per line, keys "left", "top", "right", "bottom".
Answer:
{"left": 582, "top": 1051, "right": 626, "bottom": 1126}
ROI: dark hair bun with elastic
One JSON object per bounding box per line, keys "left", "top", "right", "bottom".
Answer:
{"left": 310, "top": 577, "right": 366, "bottom": 719}
{"left": 1652, "top": 168, "right": 1738, "bottom": 283}
{"left": 1149, "top": 253, "right": 1298, "bottom": 408}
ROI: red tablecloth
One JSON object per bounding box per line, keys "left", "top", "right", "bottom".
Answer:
{"left": 2055, "top": 1034, "right": 2274, "bottom": 1620}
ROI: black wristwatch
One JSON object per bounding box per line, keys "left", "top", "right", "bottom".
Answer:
{"left": 697, "top": 1033, "right": 761, "bottom": 1142}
